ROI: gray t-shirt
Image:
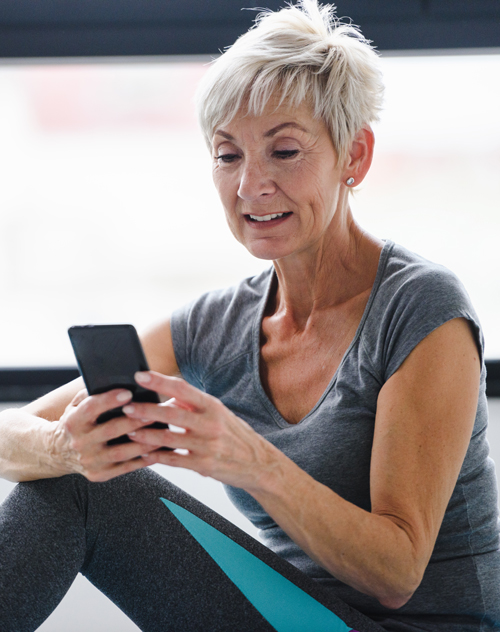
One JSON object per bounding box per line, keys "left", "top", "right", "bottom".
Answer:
{"left": 171, "top": 240, "right": 500, "bottom": 630}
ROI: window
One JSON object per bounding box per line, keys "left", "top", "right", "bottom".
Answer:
{"left": 0, "top": 54, "right": 499, "bottom": 367}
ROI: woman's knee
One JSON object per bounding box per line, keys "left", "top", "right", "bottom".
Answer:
{"left": 1, "top": 473, "right": 90, "bottom": 523}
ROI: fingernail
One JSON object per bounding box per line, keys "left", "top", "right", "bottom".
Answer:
{"left": 122, "top": 405, "right": 135, "bottom": 414}
{"left": 117, "top": 391, "right": 132, "bottom": 402}
{"left": 135, "top": 372, "right": 151, "bottom": 383}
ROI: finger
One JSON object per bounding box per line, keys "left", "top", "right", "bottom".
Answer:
{"left": 92, "top": 413, "right": 160, "bottom": 445}
{"left": 71, "top": 388, "right": 89, "bottom": 407}
{"left": 73, "top": 389, "right": 133, "bottom": 427}
{"left": 84, "top": 454, "right": 154, "bottom": 483}
{"left": 135, "top": 372, "right": 206, "bottom": 411}
{"left": 102, "top": 439, "right": 162, "bottom": 465}
{"left": 128, "top": 426, "right": 192, "bottom": 449}
{"left": 140, "top": 449, "right": 215, "bottom": 478}
{"left": 122, "top": 401, "right": 200, "bottom": 431}
{"left": 140, "top": 448, "right": 191, "bottom": 469}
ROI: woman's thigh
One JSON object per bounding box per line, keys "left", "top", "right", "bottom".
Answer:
{"left": 0, "top": 468, "right": 383, "bottom": 632}
{"left": 80, "top": 468, "right": 381, "bottom": 632}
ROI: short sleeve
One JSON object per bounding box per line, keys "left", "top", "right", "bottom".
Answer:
{"left": 170, "top": 298, "right": 205, "bottom": 390}
{"left": 364, "top": 246, "right": 485, "bottom": 384}
{"left": 169, "top": 268, "right": 272, "bottom": 392}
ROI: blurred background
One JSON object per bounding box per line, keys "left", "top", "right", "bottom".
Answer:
{"left": 0, "top": 1, "right": 499, "bottom": 630}
{"left": 0, "top": 54, "right": 499, "bottom": 367}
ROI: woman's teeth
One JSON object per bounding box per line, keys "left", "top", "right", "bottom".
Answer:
{"left": 249, "top": 212, "right": 285, "bottom": 222}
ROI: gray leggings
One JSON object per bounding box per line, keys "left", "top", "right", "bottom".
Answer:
{"left": 0, "top": 468, "right": 384, "bottom": 632}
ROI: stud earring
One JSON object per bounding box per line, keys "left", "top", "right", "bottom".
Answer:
{"left": 346, "top": 177, "right": 355, "bottom": 186}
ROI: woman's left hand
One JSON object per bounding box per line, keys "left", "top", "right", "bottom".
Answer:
{"left": 123, "top": 371, "right": 279, "bottom": 491}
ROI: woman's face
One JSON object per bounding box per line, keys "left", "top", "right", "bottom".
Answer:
{"left": 211, "top": 99, "right": 346, "bottom": 261}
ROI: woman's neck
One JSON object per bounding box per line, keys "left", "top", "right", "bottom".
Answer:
{"left": 270, "top": 213, "right": 383, "bottom": 330}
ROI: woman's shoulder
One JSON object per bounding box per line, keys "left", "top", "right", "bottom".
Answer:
{"left": 172, "top": 267, "right": 272, "bottom": 334}
{"left": 381, "top": 241, "right": 464, "bottom": 292}
{"left": 169, "top": 267, "right": 273, "bottom": 388}
{"left": 364, "top": 241, "right": 484, "bottom": 382}
{"left": 375, "top": 240, "right": 476, "bottom": 317}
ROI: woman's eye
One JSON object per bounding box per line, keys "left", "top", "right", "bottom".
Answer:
{"left": 273, "top": 149, "right": 299, "bottom": 159}
{"left": 216, "top": 153, "right": 239, "bottom": 163}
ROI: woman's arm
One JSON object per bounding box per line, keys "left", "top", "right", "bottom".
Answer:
{"left": 249, "top": 317, "right": 480, "bottom": 607}
{"left": 0, "top": 378, "right": 81, "bottom": 481}
{"left": 0, "top": 319, "right": 179, "bottom": 483}
{"left": 124, "top": 317, "right": 480, "bottom": 608}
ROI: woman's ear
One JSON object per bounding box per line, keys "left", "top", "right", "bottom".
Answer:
{"left": 343, "top": 127, "right": 375, "bottom": 187}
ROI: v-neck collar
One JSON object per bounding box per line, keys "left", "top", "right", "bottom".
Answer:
{"left": 251, "top": 239, "right": 394, "bottom": 428}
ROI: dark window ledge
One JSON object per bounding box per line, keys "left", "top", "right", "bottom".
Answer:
{"left": 0, "top": 367, "right": 80, "bottom": 403}
{"left": 1, "top": 362, "right": 499, "bottom": 402}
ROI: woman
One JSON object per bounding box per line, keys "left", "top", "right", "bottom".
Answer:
{"left": 0, "top": 1, "right": 498, "bottom": 630}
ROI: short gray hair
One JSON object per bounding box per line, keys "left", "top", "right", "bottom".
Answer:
{"left": 196, "top": 0, "right": 384, "bottom": 166}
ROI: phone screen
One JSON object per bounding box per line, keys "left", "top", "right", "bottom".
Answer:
{"left": 68, "top": 324, "right": 150, "bottom": 395}
{"left": 68, "top": 324, "right": 166, "bottom": 445}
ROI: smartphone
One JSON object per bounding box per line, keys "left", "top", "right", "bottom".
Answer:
{"left": 68, "top": 324, "right": 168, "bottom": 446}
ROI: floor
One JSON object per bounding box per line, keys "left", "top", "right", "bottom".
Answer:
{"left": 1, "top": 399, "right": 499, "bottom": 632}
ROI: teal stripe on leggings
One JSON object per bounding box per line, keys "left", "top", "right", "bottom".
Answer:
{"left": 161, "top": 498, "right": 357, "bottom": 632}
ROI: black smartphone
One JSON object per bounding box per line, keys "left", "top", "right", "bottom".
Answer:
{"left": 68, "top": 324, "right": 168, "bottom": 446}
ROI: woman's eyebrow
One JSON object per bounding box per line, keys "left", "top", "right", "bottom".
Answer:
{"left": 264, "top": 122, "right": 309, "bottom": 137}
{"left": 214, "top": 130, "right": 234, "bottom": 141}
{"left": 213, "top": 122, "right": 309, "bottom": 142}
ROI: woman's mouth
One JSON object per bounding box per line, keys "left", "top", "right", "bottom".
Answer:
{"left": 245, "top": 212, "right": 292, "bottom": 225}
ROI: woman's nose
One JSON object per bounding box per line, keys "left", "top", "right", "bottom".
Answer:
{"left": 237, "top": 158, "right": 276, "bottom": 201}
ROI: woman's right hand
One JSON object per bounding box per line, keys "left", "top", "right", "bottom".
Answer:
{"left": 50, "top": 388, "right": 161, "bottom": 482}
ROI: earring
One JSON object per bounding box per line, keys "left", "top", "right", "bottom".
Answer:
{"left": 346, "top": 177, "right": 355, "bottom": 186}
